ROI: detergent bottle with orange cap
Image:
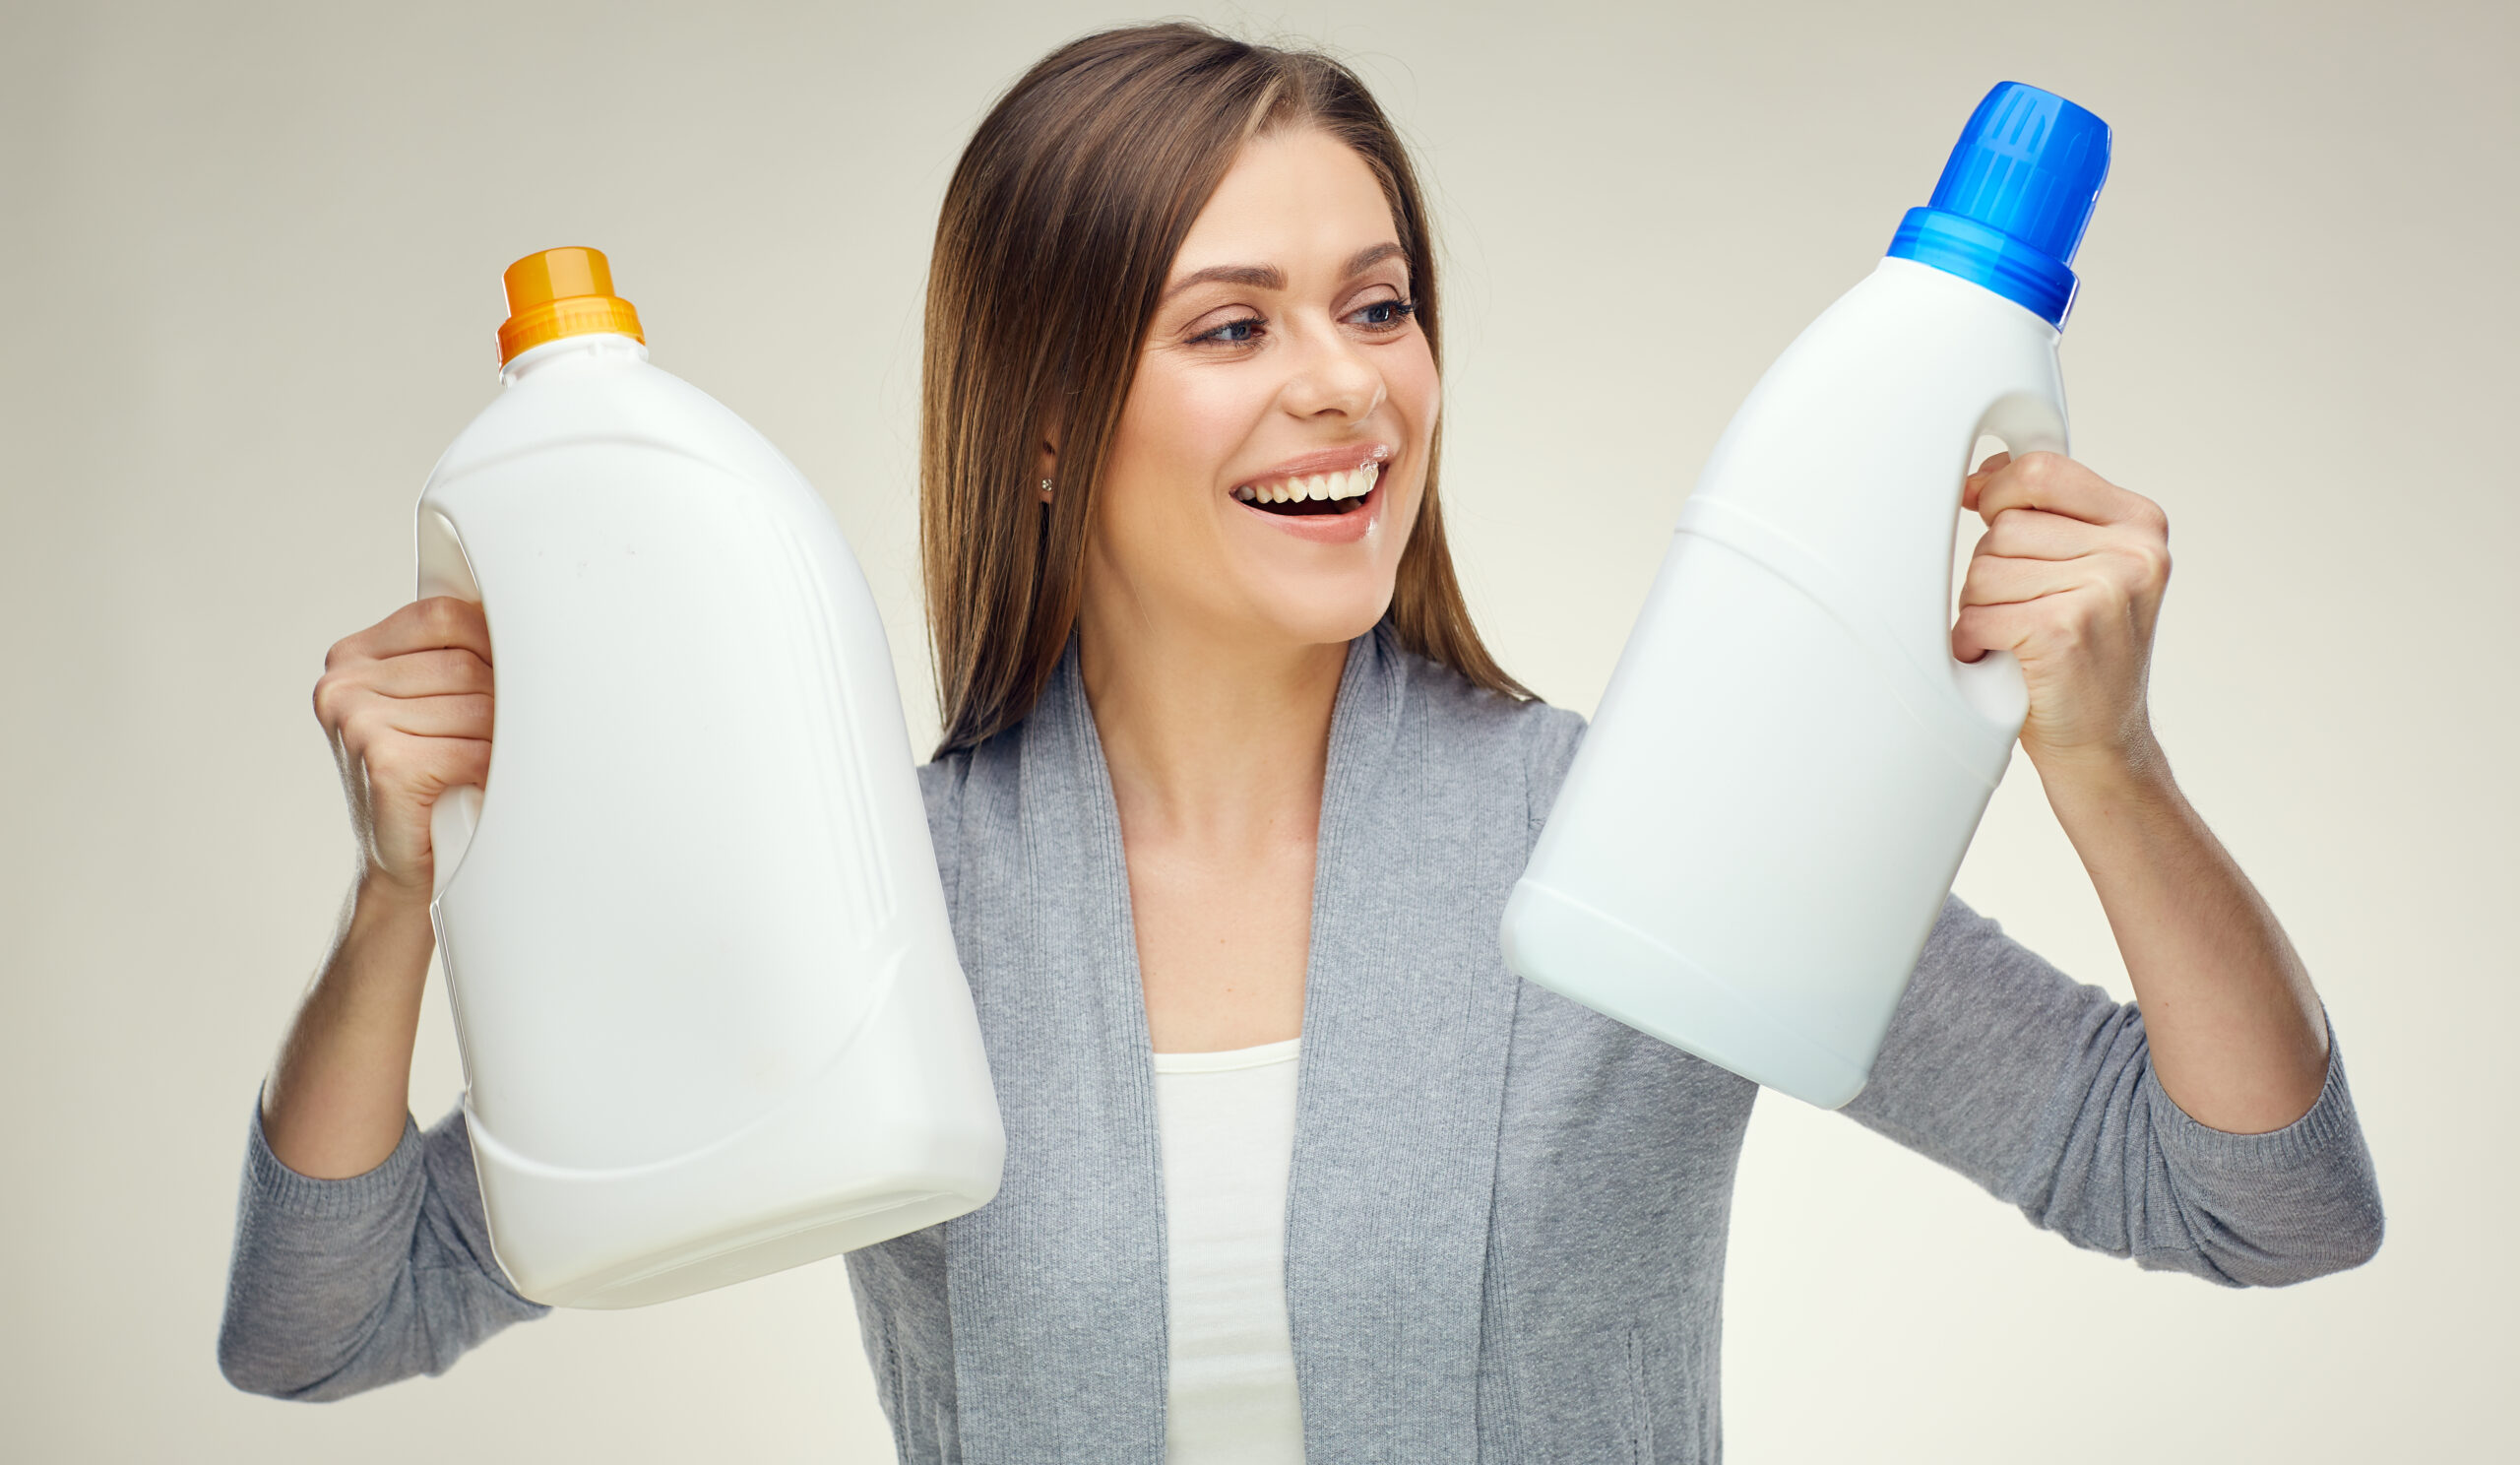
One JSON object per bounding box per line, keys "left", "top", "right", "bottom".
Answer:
{"left": 415, "top": 247, "right": 1004, "bottom": 1308}
{"left": 1501, "top": 83, "right": 2112, "bottom": 1109}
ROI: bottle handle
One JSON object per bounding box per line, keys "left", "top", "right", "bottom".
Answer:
{"left": 417, "top": 508, "right": 486, "bottom": 900}
{"left": 1949, "top": 398, "right": 2067, "bottom": 738}
{"left": 431, "top": 785, "right": 483, "bottom": 900}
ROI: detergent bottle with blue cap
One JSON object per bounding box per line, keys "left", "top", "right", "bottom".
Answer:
{"left": 1500, "top": 83, "right": 2112, "bottom": 1108}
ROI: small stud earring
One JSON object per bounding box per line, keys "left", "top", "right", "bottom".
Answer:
{"left": 1040, "top": 478, "right": 1054, "bottom": 499}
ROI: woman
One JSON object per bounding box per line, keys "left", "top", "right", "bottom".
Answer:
{"left": 220, "top": 22, "right": 2382, "bottom": 1461}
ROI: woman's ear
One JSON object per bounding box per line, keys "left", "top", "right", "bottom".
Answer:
{"left": 1034, "top": 422, "right": 1060, "bottom": 504}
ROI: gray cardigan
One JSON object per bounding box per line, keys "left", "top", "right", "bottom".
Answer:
{"left": 220, "top": 622, "right": 2385, "bottom": 1461}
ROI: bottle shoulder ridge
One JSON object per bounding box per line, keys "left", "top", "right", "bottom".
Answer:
{"left": 425, "top": 360, "right": 809, "bottom": 502}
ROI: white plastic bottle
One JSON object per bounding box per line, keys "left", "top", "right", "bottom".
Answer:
{"left": 416, "top": 247, "right": 1003, "bottom": 1307}
{"left": 1501, "top": 84, "right": 2112, "bottom": 1109}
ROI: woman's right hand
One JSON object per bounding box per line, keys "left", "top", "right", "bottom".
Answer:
{"left": 312, "top": 596, "right": 495, "bottom": 897}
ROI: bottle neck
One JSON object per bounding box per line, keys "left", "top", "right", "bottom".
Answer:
{"left": 500, "top": 331, "right": 650, "bottom": 386}
{"left": 1884, "top": 207, "right": 2079, "bottom": 330}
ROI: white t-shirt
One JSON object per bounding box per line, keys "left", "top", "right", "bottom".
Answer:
{"left": 1151, "top": 1036, "right": 1306, "bottom": 1464}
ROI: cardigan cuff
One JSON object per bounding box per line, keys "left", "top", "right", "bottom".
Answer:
{"left": 244, "top": 1085, "right": 426, "bottom": 1219}
{"left": 2141, "top": 1014, "right": 2362, "bottom": 1172}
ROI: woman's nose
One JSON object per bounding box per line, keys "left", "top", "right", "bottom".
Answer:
{"left": 1280, "top": 323, "right": 1385, "bottom": 421}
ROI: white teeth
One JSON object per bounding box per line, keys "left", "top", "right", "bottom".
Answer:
{"left": 1234, "top": 460, "right": 1385, "bottom": 506}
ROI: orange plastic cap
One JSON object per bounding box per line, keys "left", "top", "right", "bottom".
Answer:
{"left": 496, "top": 246, "right": 645, "bottom": 366}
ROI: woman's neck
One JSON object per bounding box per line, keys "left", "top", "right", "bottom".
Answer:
{"left": 1075, "top": 598, "right": 1348, "bottom": 852}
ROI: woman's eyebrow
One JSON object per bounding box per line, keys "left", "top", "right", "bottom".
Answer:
{"left": 1159, "top": 242, "right": 1407, "bottom": 304}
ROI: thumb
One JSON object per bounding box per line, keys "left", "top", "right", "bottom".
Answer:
{"left": 1962, "top": 450, "right": 2011, "bottom": 514}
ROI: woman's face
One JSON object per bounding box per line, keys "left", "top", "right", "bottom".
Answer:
{"left": 1078, "top": 126, "right": 1438, "bottom": 656}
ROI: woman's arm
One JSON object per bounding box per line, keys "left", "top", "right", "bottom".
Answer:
{"left": 1827, "top": 450, "right": 2379, "bottom": 1286}
{"left": 1845, "top": 892, "right": 2380, "bottom": 1287}
{"left": 261, "top": 876, "right": 439, "bottom": 1176}
{"left": 1951, "top": 450, "right": 2326, "bottom": 1133}
{"left": 2037, "top": 742, "right": 2328, "bottom": 1131}
{"left": 220, "top": 597, "right": 546, "bottom": 1399}
{"left": 220, "top": 1099, "right": 546, "bottom": 1400}
{"left": 262, "top": 597, "right": 492, "bottom": 1175}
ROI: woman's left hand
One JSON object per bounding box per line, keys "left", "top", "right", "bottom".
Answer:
{"left": 1953, "top": 450, "right": 2173, "bottom": 781}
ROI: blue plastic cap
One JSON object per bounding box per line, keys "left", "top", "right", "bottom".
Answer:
{"left": 1886, "top": 82, "right": 2111, "bottom": 329}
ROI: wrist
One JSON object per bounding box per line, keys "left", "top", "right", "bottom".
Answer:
{"left": 343, "top": 868, "right": 439, "bottom": 974}
{"left": 2033, "top": 725, "right": 2172, "bottom": 802}
{"left": 354, "top": 864, "right": 436, "bottom": 920}
{"left": 2035, "top": 732, "right": 2193, "bottom": 868}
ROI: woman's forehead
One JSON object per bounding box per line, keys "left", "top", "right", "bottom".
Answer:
{"left": 1166, "top": 129, "right": 1404, "bottom": 290}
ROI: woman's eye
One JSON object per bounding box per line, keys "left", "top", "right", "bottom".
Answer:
{"left": 1349, "top": 296, "right": 1418, "bottom": 331}
{"left": 1188, "top": 296, "right": 1417, "bottom": 349}
{"left": 1194, "top": 315, "right": 1266, "bottom": 346}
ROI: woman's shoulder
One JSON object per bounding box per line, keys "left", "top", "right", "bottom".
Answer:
{"left": 1382, "top": 633, "right": 1587, "bottom": 827}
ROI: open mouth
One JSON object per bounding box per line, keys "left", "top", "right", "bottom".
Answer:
{"left": 1231, "top": 461, "right": 1380, "bottom": 517}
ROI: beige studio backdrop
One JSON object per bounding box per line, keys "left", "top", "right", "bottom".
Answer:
{"left": 4, "top": 0, "right": 2512, "bottom": 1459}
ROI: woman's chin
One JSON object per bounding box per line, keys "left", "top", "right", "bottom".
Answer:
{"left": 1230, "top": 579, "right": 1397, "bottom": 653}
{"left": 1218, "top": 495, "right": 1416, "bottom": 650}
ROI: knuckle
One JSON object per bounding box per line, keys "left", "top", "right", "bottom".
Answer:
{"left": 339, "top": 704, "right": 380, "bottom": 749}
{"left": 2110, "top": 539, "right": 2168, "bottom": 586}
{"left": 363, "top": 735, "right": 410, "bottom": 784}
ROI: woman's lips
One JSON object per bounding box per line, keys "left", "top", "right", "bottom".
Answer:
{"left": 1232, "top": 460, "right": 1387, "bottom": 545}
{"left": 1233, "top": 442, "right": 1395, "bottom": 490}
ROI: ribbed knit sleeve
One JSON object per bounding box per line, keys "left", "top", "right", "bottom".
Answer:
{"left": 217, "top": 1094, "right": 548, "bottom": 1400}
{"left": 1843, "top": 893, "right": 2384, "bottom": 1287}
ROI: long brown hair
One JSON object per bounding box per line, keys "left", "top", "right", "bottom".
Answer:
{"left": 920, "top": 21, "right": 1528, "bottom": 755}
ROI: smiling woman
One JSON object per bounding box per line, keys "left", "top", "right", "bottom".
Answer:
{"left": 916, "top": 27, "right": 1524, "bottom": 754}
{"left": 219, "top": 18, "right": 2383, "bottom": 1465}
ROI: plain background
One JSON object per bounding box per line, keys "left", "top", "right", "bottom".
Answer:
{"left": 4, "top": 0, "right": 2511, "bottom": 1458}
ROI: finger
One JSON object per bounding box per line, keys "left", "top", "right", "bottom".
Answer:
{"left": 1950, "top": 596, "right": 2061, "bottom": 663}
{"left": 359, "top": 647, "right": 495, "bottom": 700}
{"left": 1973, "top": 451, "right": 2158, "bottom": 531}
{"left": 1973, "top": 506, "right": 2120, "bottom": 562}
{"left": 343, "top": 693, "right": 494, "bottom": 751}
{"left": 1961, "top": 450, "right": 2012, "bottom": 512}
{"left": 367, "top": 733, "right": 493, "bottom": 801}
{"left": 1956, "top": 552, "right": 2094, "bottom": 609}
{"left": 331, "top": 597, "right": 492, "bottom": 669}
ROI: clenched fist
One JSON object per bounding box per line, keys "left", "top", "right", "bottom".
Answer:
{"left": 1953, "top": 450, "right": 2173, "bottom": 781}
{"left": 312, "top": 596, "right": 494, "bottom": 896}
